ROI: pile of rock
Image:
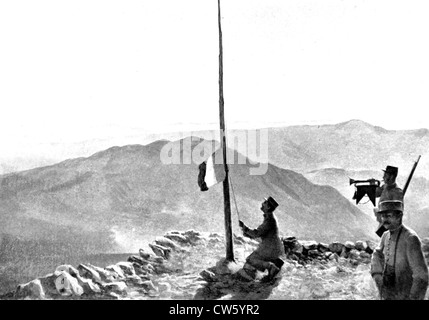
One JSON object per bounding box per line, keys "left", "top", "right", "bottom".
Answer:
{"left": 3, "top": 230, "right": 386, "bottom": 300}
{"left": 10, "top": 260, "right": 159, "bottom": 300}
{"left": 282, "top": 237, "right": 375, "bottom": 266}
{"left": 4, "top": 229, "right": 205, "bottom": 300}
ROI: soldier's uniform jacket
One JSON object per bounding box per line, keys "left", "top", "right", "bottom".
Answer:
{"left": 371, "top": 224, "right": 429, "bottom": 299}
{"left": 242, "top": 211, "right": 284, "bottom": 260}
{"left": 376, "top": 183, "right": 404, "bottom": 202}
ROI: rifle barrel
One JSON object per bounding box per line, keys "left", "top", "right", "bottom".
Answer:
{"left": 403, "top": 155, "right": 421, "bottom": 195}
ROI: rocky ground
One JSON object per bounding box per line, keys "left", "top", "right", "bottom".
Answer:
{"left": 2, "top": 230, "right": 429, "bottom": 300}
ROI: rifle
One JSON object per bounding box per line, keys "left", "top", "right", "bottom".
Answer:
{"left": 403, "top": 155, "right": 421, "bottom": 195}
{"left": 375, "top": 155, "right": 421, "bottom": 237}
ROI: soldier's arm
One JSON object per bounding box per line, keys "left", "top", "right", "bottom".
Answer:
{"left": 243, "top": 219, "right": 270, "bottom": 239}
{"left": 371, "top": 236, "right": 386, "bottom": 296}
{"left": 406, "top": 234, "right": 429, "bottom": 300}
{"left": 375, "top": 184, "right": 384, "bottom": 198}
{"left": 240, "top": 222, "right": 254, "bottom": 239}
{"left": 371, "top": 234, "right": 386, "bottom": 276}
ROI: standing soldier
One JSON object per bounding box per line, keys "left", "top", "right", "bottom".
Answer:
{"left": 376, "top": 166, "right": 404, "bottom": 202}
{"left": 374, "top": 166, "right": 404, "bottom": 236}
{"left": 371, "top": 199, "right": 428, "bottom": 300}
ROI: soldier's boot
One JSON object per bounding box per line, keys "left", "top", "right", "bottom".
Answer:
{"left": 261, "top": 263, "right": 280, "bottom": 283}
{"left": 236, "top": 263, "right": 257, "bottom": 282}
{"left": 236, "top": 269, "right": 254, "bottom": 282}
{"left": 268, "top": 263, "right": 280, "bottom": 279}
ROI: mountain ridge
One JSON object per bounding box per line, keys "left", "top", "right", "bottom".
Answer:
{"left": 0, "top": 137, "right": 376, "bottom": 249}
{"left": 2, "top": 119, "right": 429, "bottom": 175}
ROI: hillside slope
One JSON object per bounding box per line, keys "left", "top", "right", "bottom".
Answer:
{"left": 0, "top": 137, "right": 376, "bottom": 251}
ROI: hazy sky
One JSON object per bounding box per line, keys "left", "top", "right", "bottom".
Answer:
{"left": 1, "top": 0, "right": 429, "bottom": 150}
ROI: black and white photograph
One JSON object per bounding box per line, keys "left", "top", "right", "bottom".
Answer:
{"left": 1, "top": 0, "right": 428, "bottom": 306}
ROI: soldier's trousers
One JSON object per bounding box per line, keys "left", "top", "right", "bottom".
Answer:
{"left": 244, "top": 252, "right": 276, "bottom": 277}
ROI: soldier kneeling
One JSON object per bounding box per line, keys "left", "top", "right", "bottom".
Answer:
{"left": 238, "top": 196, "right": 285, "bottom": 282}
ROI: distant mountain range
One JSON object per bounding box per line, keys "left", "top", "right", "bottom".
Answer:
{"left": 152, "top": 119, "right": 429, "bottom": 236}
{"left": 157, "top": 119, "right": 428, "bottom": 175}
{"left": 0, "top": 136, "right": 377, "bottom": 260}
{"left": 4, "top": 119, "right": 428, "bottom": 175}
{"left": 3, "top": 119, "right": 429, "bottom": 257}
{"left": 266, "top": 120, "right": 428, "bottom": 174}
{"left": 3, "top": 119, "right": 428, "bottom": 176}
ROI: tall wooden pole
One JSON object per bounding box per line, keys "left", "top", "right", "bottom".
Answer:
{"left": 218, "top": 0, "right": 234, "bottom": 261}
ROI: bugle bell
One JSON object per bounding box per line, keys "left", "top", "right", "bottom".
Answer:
{"left": 349, "top": 178, "right": 380, "bottom": 206}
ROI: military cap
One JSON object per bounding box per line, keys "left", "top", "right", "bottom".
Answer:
{"left": 378, "top": 200, "right": 404, "bottom": 213}
{"left": 382, "top": 165, "right": 398, "bottom": 176}
{"left": 264, "top": 196, "right": 279, "bottom": 210}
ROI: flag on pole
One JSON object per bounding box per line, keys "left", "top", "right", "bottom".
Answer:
{"left": 198, "top": 150, "right": 225, "bottom": 191}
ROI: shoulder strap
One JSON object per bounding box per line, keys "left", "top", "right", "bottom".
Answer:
{"left": 393, "top": 226, "right": 403, "bottom": 267}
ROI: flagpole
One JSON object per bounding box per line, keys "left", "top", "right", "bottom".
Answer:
{"left": 217, "top": 0, "right": 234, "bottom": 261}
